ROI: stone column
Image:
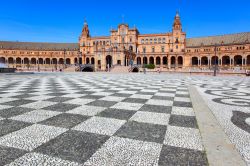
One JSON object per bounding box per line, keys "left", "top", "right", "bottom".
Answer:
{"left": 168, "top": 56, "right": 171, "bottom": 68}
{"left": 175, "top": 56, "right": 178, "bottom": 68}
{"left": 101, "top": 54, "right": 106, "bottom": 71}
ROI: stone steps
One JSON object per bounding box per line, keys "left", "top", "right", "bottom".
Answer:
{"left": 110, "top": 66, "right": 130, "bottom": 73}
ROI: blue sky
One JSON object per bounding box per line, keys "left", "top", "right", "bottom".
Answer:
{"left": 0, "top": 0, "right": 249, "bottom": 43}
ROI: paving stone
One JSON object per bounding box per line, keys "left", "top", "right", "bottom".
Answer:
{"left": 0, "top": 119, "right": 32, "bottom": 137}
{"left": 73, "top": 116, "right": 126, "bottom": 136}
{"left": 0, "top": 124, "right": 67, "bottom": 151}
{"left": 85, "top": 136, "right": 162, "bottom": 166}
{"left": 35, "top": 130, "right": 109, "bottom": 164}
{"left": 8, "top": 152, "right": 82, "bottom": 166}
{"left": 39, "top": 113, "right": 89, "bottom": 129}
{"left": 0, "top": 145, "right": 27, "bottom": 166}
{"left": 0, "top": 107, "right": 34, "bottom": 118}
{"left": 169, "top": 115, "right": 198, "bottom": 129}
{"left": 158, "top": 145, "right": 207, "bottom": 166}
{"left": 97, "top": 108, "right": 136, "bottom": 120}
{"left": 10, "top": 109, "right": 61, "bottom": 123}
{"left": 115, "top": 121, "right": 167, "bottom": 144}
{"left": 130, "top": 111, "right": 170, "bottom": 125}
{"left": 43, "top": 103, "right": 81, "bottom": 112}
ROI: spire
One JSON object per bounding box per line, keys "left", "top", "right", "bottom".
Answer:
{"left": 175, "top": 11, "right": 180, "bottom": 18}
{"left": 84, "top": 18, "right": 88, "bottom": 26}
{"left": 81, "top": 18, "right": 90, "bottom": 37}
{"left": 173, "top": 11, "right": 182, "bottom": 31}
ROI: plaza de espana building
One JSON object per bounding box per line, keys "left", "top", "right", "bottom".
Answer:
{"left": 0, "top": 12, "right": 250, "bottom": 72}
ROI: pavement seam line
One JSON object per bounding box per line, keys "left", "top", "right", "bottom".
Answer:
{"left": 188, "top": 85, "right": 246, "bottom": 166}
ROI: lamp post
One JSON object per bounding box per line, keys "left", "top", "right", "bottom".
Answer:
{"left": 38, "top": 51, "right": 40, "bottom": 72}
{"left": 78, "top": 50, "right": 82, "bottom": 72}
{"left": 63, "top": 49, "right": 66, "bottom": 69}
{"left": 143, "top": 54, "right": 146, "bottom": 74}
{"left": 129, "top": 50, "right": 133, "bottom": 71}
{"left": 214, "top": 44, "right": 217, "bottom": 76}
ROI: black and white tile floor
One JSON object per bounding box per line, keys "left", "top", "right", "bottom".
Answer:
{"left": 0, "top": 73, "right": 209, "bottom": 166}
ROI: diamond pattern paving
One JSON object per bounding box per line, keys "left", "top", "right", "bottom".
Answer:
{"left": 0, "top": 73, "right": 208, "bottom": 165}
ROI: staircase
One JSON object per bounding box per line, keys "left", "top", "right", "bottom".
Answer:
{"left": 64, "top": 65, "right": 76, "bottom": 72}
{"left": 110, "top": 65, "right": 130, "bottom": 73}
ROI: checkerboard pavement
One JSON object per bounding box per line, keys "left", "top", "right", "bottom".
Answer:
{"left": 0, "top": 73, "right": 208, "bottom": 165}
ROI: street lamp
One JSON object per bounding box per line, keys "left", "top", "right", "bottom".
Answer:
{"left": 143, "top": 54, "right": 146, "bottom": 74}
{"left": 63, "top": 49, "right": 66, "bottom": 69}
{"left": 38, "top": 51, "right": 40, "bottom": 72}
{"left": 78, "top": 50, "right": 82, "bottom": 72}
{"left": 214, "top": 44, "right": 218, "bottom": 76}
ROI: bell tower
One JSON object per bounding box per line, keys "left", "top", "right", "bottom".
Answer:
{"left": 79, "top": 19, "right": 90, "bottom": 47}
{"left": 173, "top": 11, "right": 182, "bottom": 32}
{"left": 172, "top": 11, "right": 185, "bottom": 53}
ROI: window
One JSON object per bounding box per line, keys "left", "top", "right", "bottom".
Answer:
{"left": 162, "top": 38, "right": 166, "bottom": 43}
{"left": 150, "top": 39, "right": 153, "bottom": 44}
{"left": 130, "top": 37, "right": 132, "bottom": 42}
{"left": 146, "top": 39, "right": 148, "bottom": 44}
{"left": 154, "top": 38, "right": 157, "bottom": 44}
{"left": 158, "top": 38, "right": 161, "bottom": 43}
{"left": 122, "top": 37, "right": 125, "bottom": 43}
{"left": 175, "top": 38, "right": 179, "bottom": 43}
{"left": 161, "top": 46, "right": 165, "bottom": 53}
{"left": 143, "top": 47, "right": 146, "bottom": 53}
{"left": 176, "top": 45, "right": 178, "bottom": 49}
{"left": 141, "top": 39, "right": 144, "bottom": 44}
{"left": 152, "top": 47, "right": 155, "bottom": 53}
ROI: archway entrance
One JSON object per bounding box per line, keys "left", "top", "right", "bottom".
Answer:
{"left": 156, "top": 57, "right": 161, "bottom": 65}
{"left": 234, "top": 55, "right": 242, "bottom": 66}
{"left": 16, "top": 58, "right": 21, "bottom": 64}
{"left": 106, "top": 55, "right": 112, "bottom": 68}
{"left": 201, "top": 57, "right": 208, "bottom": 66}
{"left": 247, "top": 55, "right": 250, "bottom": 66}
{"left": 171, "top": 57, "right": 176, "bottom": 68}
{"left": 143, "top": 57, "right": 148, "bottom": 65}
{"left": 137, "top": 57, "right": 141, "bottom": 65}
{"left": 211, "top": 56, "right": 219, "bottom": 65}
{"left": 163, "top": 56, "right": 167, "bottom": 65}
{"left": 86, "top": 58, "right": 90, "bottom": 64}
{"left": 91, "top": 58, "right": 95, "bottom": 65}
{"left": 0, "top": 57, "right": 6, "bottom": 64}
{"left": 192, "top": 57, "right": 198, "bottom": 66}
{"left": 8, "top": 57, "right": 14, "bottom": 64}
{"left": 177, "top": 56, "right": 183, "bottom": 66}
{"left": 149, "top": 57, "right": 154, "bottom": 64}
{"left": 222, "top": 56, "right": 230, "bottom": 65}
{"left": 132, "top": 67, "right": 139, "bottom": 72}
{"left": 82, "top": 66, "right": 94, "bottom": 72}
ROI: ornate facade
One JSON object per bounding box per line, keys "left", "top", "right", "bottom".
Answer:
{"left": 0, "top": 12, "right": 250, "bottom": 72}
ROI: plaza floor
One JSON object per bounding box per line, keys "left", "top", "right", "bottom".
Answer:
{"left": 0, "top": 73, "right": 249, "bottom": 166}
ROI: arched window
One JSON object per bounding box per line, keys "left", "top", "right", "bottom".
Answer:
{"left": 158, "top": 38, "right": 161, "bottom": 43}
{"left": 162, "top": 38, "right": 166, "bottom": 43}
{"left": 149, "top": 57, "right": 154, "bottom": 64}
{"left": 163, "top": 56, "right": 167, "bottom": 65}
{"left": 91, "top": 58, "right": 95, "bottom": 64}
{"left": 154, "top": 38, "right": 157, "bottom": 44}
{"left": 156, "top": 57, "right": 161, "bottom": 65}
{"left": 129, "top": 46, "right": 133, "bottom": 51}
